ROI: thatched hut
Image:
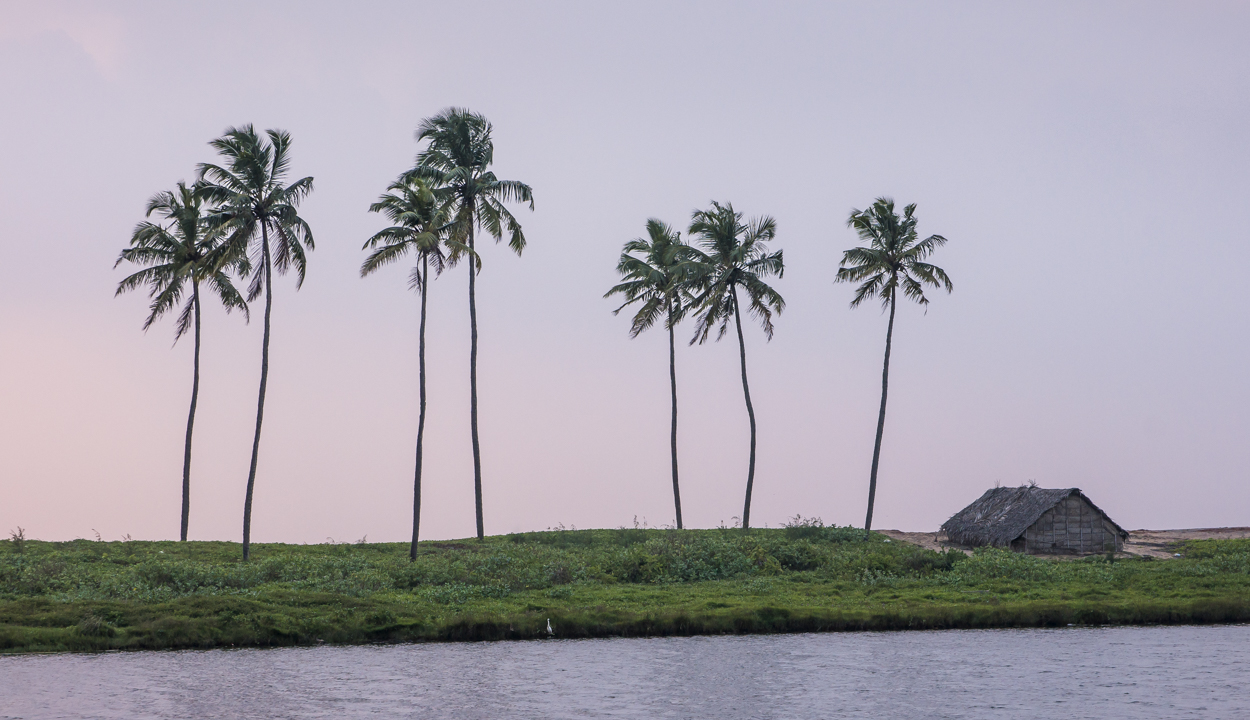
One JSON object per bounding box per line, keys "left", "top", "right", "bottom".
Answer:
{"left": 941, "top": 486, "right": 1128, "bottom": 554}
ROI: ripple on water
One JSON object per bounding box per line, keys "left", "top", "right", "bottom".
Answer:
{"left": 1, "top": 624, "right": 1248, "bottom": 720}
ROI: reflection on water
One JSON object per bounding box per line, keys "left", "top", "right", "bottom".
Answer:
{"left": 2, "top": 625, "right": 1247, "bottom": 719}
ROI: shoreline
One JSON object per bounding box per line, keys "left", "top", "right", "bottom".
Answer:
{"left": 5, "top": 595, "right": 1249, "bottom": 655}
{"left": 3, "top": 528, "right": 1248, "bottom": 654}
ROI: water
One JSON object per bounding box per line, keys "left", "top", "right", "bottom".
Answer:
{"left": 2, "top": 625, "right": 1247, "bottom": 719}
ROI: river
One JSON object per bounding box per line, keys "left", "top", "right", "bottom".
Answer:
{"left": 2, "top": 625, "right": 1247, "bottom": 719}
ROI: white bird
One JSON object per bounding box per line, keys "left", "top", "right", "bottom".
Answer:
{"left": 546, "top": 618, "right": 554, "bottom": 635}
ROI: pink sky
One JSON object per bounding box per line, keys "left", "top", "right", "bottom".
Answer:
{"left": 1, "top": 1, "right": 1247, "bottom": 543}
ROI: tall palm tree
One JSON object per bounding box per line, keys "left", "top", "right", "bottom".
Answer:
{"left": 605, "top": 219, "right": 690, "bottom": 529}
{"left": 685, "top": 201, "right": 784, "bottom": 530}
{"left": 197, "top": 126, "right": 314, "bottom": 560}
{"left": 115, "top": 181, "right": 248, "bottom": 542}
{"left": 362, "top": 177, "right": 470, "bottom": 560}
{"left": 835, "top": 197, "right": 952, "bottom": 537}
{"left": 403, "top": 108, "right": 533, "bottom": 540}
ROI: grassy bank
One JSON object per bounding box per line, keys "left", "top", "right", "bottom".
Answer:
{"left": 2, "top": 526, "right": 1248, "bottom": 653}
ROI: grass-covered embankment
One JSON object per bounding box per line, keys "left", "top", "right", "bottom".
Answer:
{"left": 3, "top": 525, "right": 1248, "bottom": 653}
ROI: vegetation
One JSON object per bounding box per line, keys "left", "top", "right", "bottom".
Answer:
{"left": 362, "top": 178, "right": 464, "bottom": 560}
{"left": 684, "top": 202, "right": 785, "bottom": 529}
{"left": 197, "top": 126, "right": 316, "bottom": 561}
{"left": 114, "top": 182, "right": 248, "bottom": 542}
{"left": 2, "top": 531, "right": 1246, "bottom": 654}
{"left": 835, "top": 198, "right": 952, "bottom": 536}
{"left": 605, "top": 220, "right": 692, "bottom": 529}
{"left": 403, "top": 108, "right": 534, "bottom": 540}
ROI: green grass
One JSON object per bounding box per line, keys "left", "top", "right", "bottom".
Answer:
{"left": 2, "top": 528, "right": 1248, "bottom": 653}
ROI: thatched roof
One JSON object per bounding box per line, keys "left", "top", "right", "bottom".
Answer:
{"left": 940, "top": 486, "right": 1128, "bottom": 548}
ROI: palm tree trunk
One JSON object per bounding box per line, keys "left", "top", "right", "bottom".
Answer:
{"left": 864, "top": 293, "right": 897, "bottom": 538}
{"left": 468, "top": 223, "right": 484, "bottom": 539}
{"left": 667, "top": 300, "right": 683, "bottom": 530}
{"left": 731, "top": 287, "right": 757, "bottom": 530}
{"left": 242, "top": 225, "right": 273, "bottom": 561}
{"left": 411, "top": 254, "right": 429, "bottom": 561}
{"left": 180, "top": 281, "right": 202, "bottom": 542}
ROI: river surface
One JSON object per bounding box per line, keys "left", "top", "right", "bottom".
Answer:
{"left": 2, "top": 625, "right": 1247, "bottom": 719}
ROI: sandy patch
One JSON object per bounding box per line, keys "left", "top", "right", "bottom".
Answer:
{"left": 877, "top": 527, "right": 1250, "bottom": 558}
{"left": 1121, "top": 527, "right": 1250, "bottom": 558}
{"left": 877, "top": 530, "right": 967, "bottom": 554}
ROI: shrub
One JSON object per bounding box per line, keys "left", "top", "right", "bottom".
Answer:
{"left": 7, "top": 528, "right": 25, "bottom": 555}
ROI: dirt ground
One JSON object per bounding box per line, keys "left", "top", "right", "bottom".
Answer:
{"left": 877, "top": 527, "right": 1250, "bottom": 558}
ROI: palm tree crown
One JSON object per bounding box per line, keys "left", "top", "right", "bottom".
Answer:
{"left": 836, "top": 197, "right": 952, "bottom": 308}
{"left": 362, "top": 177, "right": 464, "bottom": 286}
{"left": 605, "top": 219, "right": 688, "bottom": 336}
{"left": 115, "top": 181, "right": 247, "bottom": 335}
{"left": 197, "top": 125, "right": 315, "bottom": 299}
{"left": 404, "top": 108, "right": 533, "bottom": 257}
{"left": 686, "top": 201, "right": 785, "bottom": 344}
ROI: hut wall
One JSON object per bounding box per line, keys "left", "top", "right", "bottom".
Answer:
{"left": 1021, "top": 495, "right": 1122, "bottom": 554}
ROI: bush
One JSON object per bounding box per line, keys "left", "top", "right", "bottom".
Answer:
{"left": 11, "top": 532, "right": 1241, "bottom": 605}
{"left": 903, "top": 548, "right": 964, "bottom": 574}
{"left": 781, "top": 516, "right": 863, "bottom": 543}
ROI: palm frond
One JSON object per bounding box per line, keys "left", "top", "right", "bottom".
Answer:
{"left": 115, "top": 263, "right": 177, "bottom": 296}
{"left": 246, "top": 261, "right": 264, "bottom": 302}
{"left": 266, "top": 128, "right": 292, "bottom": 181}
{"left": 173, "top": 293, "right": 196, "bottom": 341}
{"left": 899, "top": 272, "right": 929, "bottom": 306}
{"left": 117, "top": 175, "right": 255, "bottom": 336}
{"left": 484, "top": 178, "right": 534, "bottom": 210}
{"left": 907, "top": 260, "right": 954, "bottom": 293}
{"left": 360, "top": 242, "right": 411, "bottom": 277}
{"left": 284, "top": 227, "right": 309, "bottom": 289}
{"left": 144, "top": 278, "right": 186, "bottom": 333}
{"left": 207, "top": 271, "right": 249, "bottom": 321}
{"left": 745, "top": 248, "right": 785, "bottom": 280}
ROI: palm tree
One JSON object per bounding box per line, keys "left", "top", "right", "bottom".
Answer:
{"left": 114, "top": 181, "right": 248, "bottom": 542}
{"left": 605, "top": 219, "right": 691, "bottom": 529}
{"left": 403, "top": 108, "right": 533, "bottom": 540}
{"left": 835, "top": 197, "right": 952, "bottom": 538}
{"left": 362, "top": 177, "right": 470, "bottom": 560}
{"left": 685, "top": 201, "right": 784, "bottom": 530}
{"left": 197, "top": 126, "right": 314, "bottom": 560}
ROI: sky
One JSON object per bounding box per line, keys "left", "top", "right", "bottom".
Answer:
{"left": 1, "top": 1, "right": 1247, "bottom": 543}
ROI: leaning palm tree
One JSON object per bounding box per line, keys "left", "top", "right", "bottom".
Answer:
{"left": 115, "top": 181, "right": 248, "bottom": 542}
{"left": 197, "top": 126, "right": 314, "bottom": 560}
{"left": 685, "top": 201, "right": 784, "bottom": 530}
{"left": 605, "top": 219, "right": 691, "bottom": 529}
{"left": 835, "top": 197, "right": 952, "bottom": 538}
{"left": 362, "top": 177, "right": 470, "bottom": 560}
{"left": 403, "top": 108, "right": 533, "bottom": 540}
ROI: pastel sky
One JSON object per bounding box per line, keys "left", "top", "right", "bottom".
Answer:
{"left": 1, "top": 1, "right": 1247, "bottom": 543}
